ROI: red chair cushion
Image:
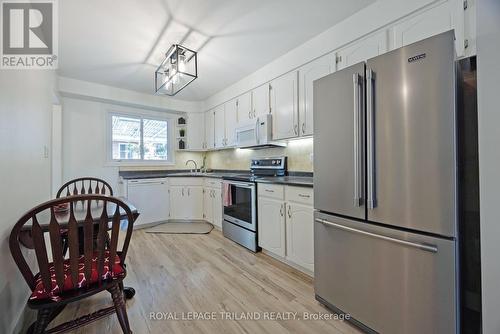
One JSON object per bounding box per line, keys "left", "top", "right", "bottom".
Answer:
{"left": 30, "top": 251, "right": 125, "bottom": 302}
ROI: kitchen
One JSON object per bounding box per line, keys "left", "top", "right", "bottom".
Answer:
{"left": 0, "top": 0, "right": 498, "bottom": 333}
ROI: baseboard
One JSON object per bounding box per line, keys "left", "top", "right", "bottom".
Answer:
{"left": 261, "top": 249, "right": 314, "bottom": 277}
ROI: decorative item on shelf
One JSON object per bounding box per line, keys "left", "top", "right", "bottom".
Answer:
{"left": 177, "top": 117, "right": 186, "bottom": 125}
{"left": 178, "top": 139, "right": 185, "bottom": 150}
{"left": 155, "top": 44, "right": 198, "bottom": 96}
{"left": 179, "top": 129, "right": 185, "bottom": 137}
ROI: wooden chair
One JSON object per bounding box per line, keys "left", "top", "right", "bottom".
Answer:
{"left": 56, "top": 177, "right": 114, "bottom": 255}
{"left": 10, "top": 195, "right": 134, "bottom": 334}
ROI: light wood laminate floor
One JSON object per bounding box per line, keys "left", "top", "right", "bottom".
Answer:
{"left": 48, "top": 229, "right": 362, "bottom": 334}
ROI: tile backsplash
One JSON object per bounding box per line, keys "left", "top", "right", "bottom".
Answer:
{"left": 120, "top": 138, "right": 313, "bottom": 172}
{"left": 206, "top": 137, "right": 313, "bottom": 172}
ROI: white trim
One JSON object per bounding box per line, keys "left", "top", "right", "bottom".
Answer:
{"left": 105, "top": 109, "right": 176, "bottom": 166}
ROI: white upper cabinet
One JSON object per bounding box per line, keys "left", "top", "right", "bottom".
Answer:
{"left": 298, "top": 53, "right": 336, "bottom": 136}
{"left": 186, "top": 113, "right": 205, "bottom": 150}
{"left": 214, "top": 105, "right": 225, "bottom": 149}
{"left": 270, "top": 71, "right": 299, "bottom": 140}
{"left": 205, "top": 110, "right": 215, "bottom": 150}
{"left": 337, "top": 29, "right": 389, "bottom": 70}
{"left": 236, "top": 92, "right": 253, "bottom": 123}
{"left": 252, "top": 84, "right": 270, "bottom": 119}
{"left": 392, "top": 1, "right": 455, "bottom": 51}
{"left": 224, "top": 99, "right": 238, "bottom": 147}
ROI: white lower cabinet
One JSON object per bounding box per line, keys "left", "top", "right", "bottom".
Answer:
{"left": 258, "top": 184, "right": 314, "bottom": 273}
{"left": 203, "top": 187, "right": 214, "bottom": 223}
{"left": 169, "top": 178, "right": 204, "bottom": 220}
{"left": 286, "top": 202, "right": 314, "bottom": 272}
{"left": 203, "top": 185, "right": 222, "bottom": 229}
{"left": 258, "top": 196, "right": 286, "bottom": 257}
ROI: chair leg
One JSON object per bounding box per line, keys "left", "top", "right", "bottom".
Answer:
{"left": 31, "top": 307, "right": 52, "bottom": 334}
{"left": 109, "top": 284, "right": 132, "bottom": 334}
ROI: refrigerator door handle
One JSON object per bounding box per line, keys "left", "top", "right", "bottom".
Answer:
{"left": 315, "top": 218, "right": 438, "bottom": 253}
{"left": 366, "top": 68, "right": 377, "bottom": 209}
{"left": 353, "top": 73, "right": 363, "bottom": 207}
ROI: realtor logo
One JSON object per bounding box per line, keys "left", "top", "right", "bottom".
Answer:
{"left": 1, "top": 0, "right": 58, "bottom": 69}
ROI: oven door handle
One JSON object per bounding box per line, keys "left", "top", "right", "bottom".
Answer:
{"left": 223, "top": 181, "right": 255, "bottom": 189}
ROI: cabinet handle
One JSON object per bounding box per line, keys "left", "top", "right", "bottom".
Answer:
{"left": 302, "top": 123, "right": 306, "bottom": 135}
{"left": 249, "top": 110, "right": 252, "bottom": 119}
{"left": 265, "top": 189, "right": 274, "bottom": 193}
{"left": 288, "top": 205, "right": 292, "bottom": 219}
{"left": 294, "top": 124, "right": 299, "bottom": 135}
{"left": 253, "top": 110, "right": 256, "bottom": 118}
{"left": 188, "top": 188, "right": 190, "bottom": 196}
{"left": 280, "top": 204, "right": 284, "bottom": 217}
{"left": 182, "top": 188, "right": 185, "bottom": 196}
{"left": 298, "top": 194, "right": 310, "bottom": 198}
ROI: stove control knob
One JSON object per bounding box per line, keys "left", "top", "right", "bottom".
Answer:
{"left": 253, "top": 160, "right": 259, "bottom": 165}
{"left": 272, "top": 160, "right": 276, "bottom": 165}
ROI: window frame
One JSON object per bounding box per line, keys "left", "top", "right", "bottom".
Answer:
{"left": 106, "top": 111, "right": 175, "bottom": 166}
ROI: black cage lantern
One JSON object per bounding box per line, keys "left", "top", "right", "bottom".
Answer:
{"left": 155, "top": 44, "right": 198, "bottom": 96}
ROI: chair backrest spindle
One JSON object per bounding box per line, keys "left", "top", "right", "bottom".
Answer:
{"left": 56, "top": 178, "right": 113, "bottom": 199}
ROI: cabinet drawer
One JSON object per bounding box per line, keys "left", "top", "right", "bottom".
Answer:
{"left": 204, "top": 178, "right": 222, "bottom": 188}
{"left": 286, "top": 186, "right": 313, "bottom": 205}
{"left": 168, "top": 177, "right": 204, "bottom": 186}
{"left": 258, "top": 183, "right": 284, "bottom": 200}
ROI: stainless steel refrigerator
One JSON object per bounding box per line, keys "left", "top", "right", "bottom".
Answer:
{"left": 313, "top": 31, "right": 458, "bottom": 334}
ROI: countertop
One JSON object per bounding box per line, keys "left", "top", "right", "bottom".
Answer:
{"left": 119, "top": 170, "right": 314, "bottom": 187}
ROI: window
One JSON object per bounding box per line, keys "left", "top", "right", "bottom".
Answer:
{"left": 109, "top": 113, "right": 172, "bottom": 163}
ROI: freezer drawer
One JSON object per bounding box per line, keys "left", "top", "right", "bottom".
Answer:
{"left": 314, "top": 211, "right": 457, "bottom": 334}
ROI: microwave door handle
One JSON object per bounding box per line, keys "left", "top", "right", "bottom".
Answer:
{"left": 255, "top": 118, "right": 260, "bottom": 144}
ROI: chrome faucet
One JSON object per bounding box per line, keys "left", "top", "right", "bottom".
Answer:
{"left": 186, "top": 159, "right": 198, "bottom": 173}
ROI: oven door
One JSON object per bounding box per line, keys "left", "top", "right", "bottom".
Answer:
{"left": 222, "top": 181, "right": 256, "bottom": 232}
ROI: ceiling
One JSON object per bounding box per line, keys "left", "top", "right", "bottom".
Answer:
{"left": 59, "top": 0, "right": 374, "bottom": 101}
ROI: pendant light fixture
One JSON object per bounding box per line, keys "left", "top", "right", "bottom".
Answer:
{"left": 155, "top": 44, "right": 198, "bottom": 96}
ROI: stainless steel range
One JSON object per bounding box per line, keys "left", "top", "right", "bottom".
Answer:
{"left": 222, "top": 157, "right": 287, "bottom": 252}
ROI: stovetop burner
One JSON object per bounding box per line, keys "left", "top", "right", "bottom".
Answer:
{"left": 221, "top": 157, "right": 287, "bottom": 182}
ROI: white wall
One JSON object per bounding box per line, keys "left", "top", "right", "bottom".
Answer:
{"left": 61, "top": 97, "right": 205, "bottom": 195}
{"left": 203, "top": 0, "right": 443, "bottom": 109}
{"left": 0, "top": 71, "right": 56, "bottom": 333}
{"left": 477, "top": 0, "right": 500, "bottom": 333}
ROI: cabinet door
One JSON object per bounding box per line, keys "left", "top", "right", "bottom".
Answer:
{"left": 270, "top": 71, "right": 299, "bottom": 140}
{"left": 252, "top": 84, "right": 270, "bottom": 119}
{"left": 187, "top": 112, "right": 205, "bottom": 150}
{"left": 203, "top": 188, "right": 213, "bottom": 224}
{"left": 169, "top": 186, "right": 185, "bottom": 219}
{"left": 186, "top": 186, "right": 204, "bottom": 220}
{"left": 299, "top": 54, "right": 335, "bottom": 136}
{"left": 212, "top": 187, "right": 222, "bottom": 228}
{"left": 237, "top": 92, "right": 252, "bottom": 123}
{"left": 392, "top": 2, "right": 453, "bottom": 50}
{"left": 224, "top": 99, "right": 238, "bottom": 147}
{"left": 286, "top": 203, "right": 314, "bottom": 272}
{"left": 258, "top": 197, "right": 286, "bottom": 257}
{"left": 205, "top": 110, "right": 215, "bottom": 149}
{"left": 214, "top": 105, "right": 225, "bottom": 149}
{"left": 337, "top": 30, "right": 388, "bottom": 70}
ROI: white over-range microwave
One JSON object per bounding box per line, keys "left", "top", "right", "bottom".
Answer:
{"left": 235, "top": 114, "right": 285, "bottom": 149}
